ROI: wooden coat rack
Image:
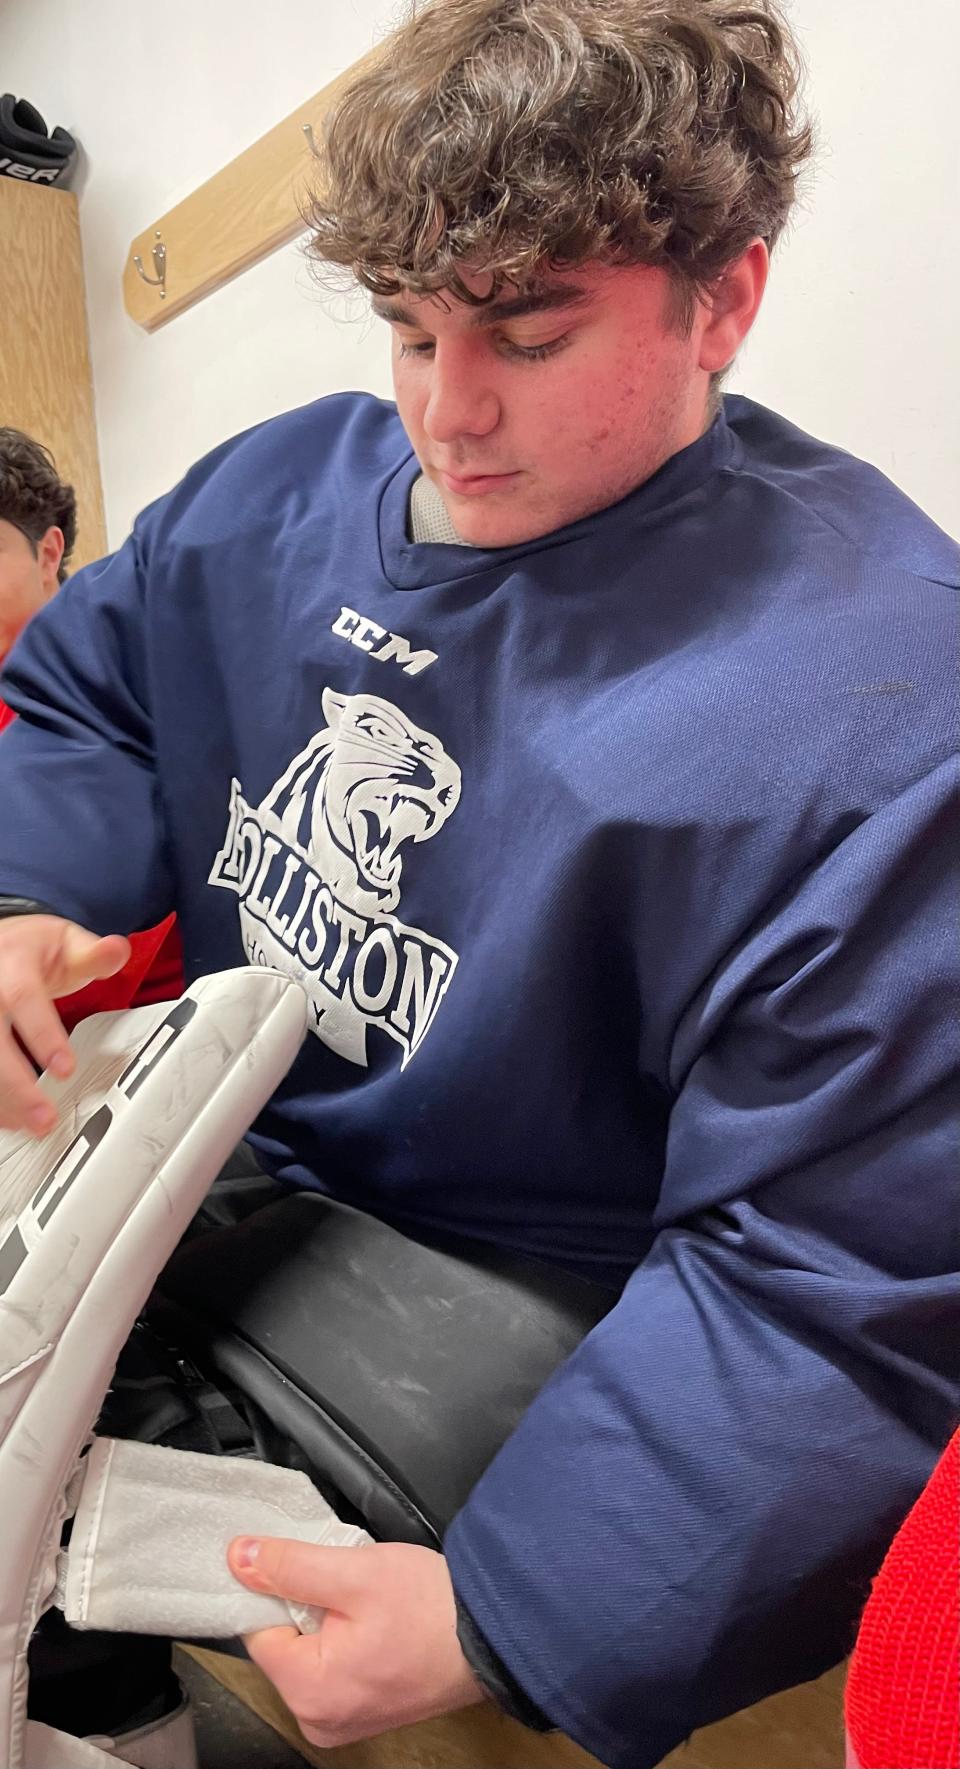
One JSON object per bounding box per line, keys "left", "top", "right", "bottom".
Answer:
{"left": 122, "top": 44, "right": 384, "bottom": 331}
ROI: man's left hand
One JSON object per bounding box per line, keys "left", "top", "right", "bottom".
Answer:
{"left": 227, "top": 1535, "right": 486, "bottom": 1749}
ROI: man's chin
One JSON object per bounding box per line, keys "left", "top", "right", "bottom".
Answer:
{"left": 442, "top": 496, "right": 558, "bottom": 550}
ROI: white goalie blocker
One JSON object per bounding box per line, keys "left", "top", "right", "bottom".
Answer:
{"left": 0, "top": 967, "right": 308, "bottom": 1769}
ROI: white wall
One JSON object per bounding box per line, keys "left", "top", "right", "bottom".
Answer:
{"left": 2, "top": 0, "right": 957, "bottom": 543}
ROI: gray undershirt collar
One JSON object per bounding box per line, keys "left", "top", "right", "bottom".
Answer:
{"left": 408, "top": 472, "right": 475, "bottom": 546}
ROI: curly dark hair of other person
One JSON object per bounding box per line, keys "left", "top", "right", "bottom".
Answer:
{"left": 0, "top": 428, "right": 77, "bottom": 582}
{"left": 305, "top": 0, "right": 813, "bottom": 335}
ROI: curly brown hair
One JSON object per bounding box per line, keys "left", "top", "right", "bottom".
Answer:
{"left": 0, "top": 428, "right": 76, "bottom": 582}
{"left": 306, "top": 0, "right": 813, "bottom": 324}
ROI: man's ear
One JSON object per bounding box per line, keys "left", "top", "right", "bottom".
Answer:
{"left": 698, "top": 239, "right": 769, "bottom": 375}
{"left": 38, "top": 525, "right": 66, "bottom": 594}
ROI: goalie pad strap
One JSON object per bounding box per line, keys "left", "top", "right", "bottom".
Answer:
{"left": 58, "top": 1438, "right": 370, "bottom": 1640}
{"left": 24, "top": 1721, "right": 136, "bottom": 1769}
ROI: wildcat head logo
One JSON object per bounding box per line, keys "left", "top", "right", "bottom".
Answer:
{"left": 261, "top": 688, "right": 460, "bottom": 916}
{"left": 209, "top": 689, "right": 462, "bottom": 1068}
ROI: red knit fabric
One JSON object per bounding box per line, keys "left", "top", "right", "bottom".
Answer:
{"left": 57, "top": 914, "right": 183, "bottom": 1031}
{"left": 846, "top": 1430, "right": 959, "bottom": 1769}
{"left": 0, "top": 694, "right": 14, "bottom": 735}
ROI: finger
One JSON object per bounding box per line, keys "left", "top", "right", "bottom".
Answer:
{"left": 0, "top": 953, "right": 73, "bottom": 1080}
{"left": 243, "top": 1628, "right": 333, "bottom": 1740}
{"left": 228, "top": 1537, "right": 371, "bottom": 1610}
{"left": 58, "top": 930, "right": 131, "bottom": 993}
{"left": 0, "top": 1019, "right": 58, "bottom": 1133}
{"left": 243, "top": 1622, "right": 307, "bottom": 1687}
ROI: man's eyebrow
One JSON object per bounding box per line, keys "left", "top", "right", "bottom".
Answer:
{"left": 370, "top": 285, "right": 592, "bottom": 328}
{"left": 371, "top": 299, "right": 417, "bottom": 325}
{"left": 471, "top": 285, "right": 592, "bottom": 325}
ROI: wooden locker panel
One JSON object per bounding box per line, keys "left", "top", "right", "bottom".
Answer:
{"left": 122, "top": 43, "right": 387, "bottom": 333}
{"left": 0, "top": 178, "right": 107, "bottom": 570}
{"left": 183, "top": 1645, "right": 845, "bottom": 1769}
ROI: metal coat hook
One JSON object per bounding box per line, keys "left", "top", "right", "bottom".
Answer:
{"left": 133, "top": 230, "right": 166, "bottom": 298}
{"left": 302, "top": 123, "right": 317, "bottom": 155}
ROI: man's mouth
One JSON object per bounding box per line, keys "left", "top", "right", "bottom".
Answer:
{"left": 438, "top": 469, "right": 521, "bottom": 497}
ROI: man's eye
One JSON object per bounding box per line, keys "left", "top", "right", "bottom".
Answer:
{"left": 500, "top": 334, "right": 570, "bottom": 362}
{"left": 396, "top": 333, "right": 570, "bottom": 362}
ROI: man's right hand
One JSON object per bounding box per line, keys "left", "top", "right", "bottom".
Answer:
{"left": 0, "top": 916, "right": 131, "bottom": 1135}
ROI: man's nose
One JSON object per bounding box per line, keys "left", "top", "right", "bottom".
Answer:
{"left": 422, "top": 344, "right": 500, "bottom": 444}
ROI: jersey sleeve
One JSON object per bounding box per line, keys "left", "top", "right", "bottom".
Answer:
{"left": 0, "top": 517, "right": 174, "bottom": 934}
{"left": 444, "top": 756, "right": 960, "bottom": 1769}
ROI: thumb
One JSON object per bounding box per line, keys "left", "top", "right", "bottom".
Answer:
{"left": 228, "top": 1537, "right": 370, "bottom": 1611}
{"left": 58, "top": 926, "right": 131, "bottom": 991}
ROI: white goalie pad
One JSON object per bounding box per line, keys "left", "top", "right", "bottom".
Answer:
{"left": 0, "top": 967, "right": 308, "bottom": 1769}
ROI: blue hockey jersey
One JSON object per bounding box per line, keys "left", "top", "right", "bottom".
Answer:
{"left": 0, "top": 393, "right": 957, "bottom": 1765}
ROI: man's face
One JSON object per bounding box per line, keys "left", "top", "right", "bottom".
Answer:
{"left": 0, "top": 520, "right": 62, "bottom": 656}
{"left": 379, "top": 261, "right": 715, "bottom": 547}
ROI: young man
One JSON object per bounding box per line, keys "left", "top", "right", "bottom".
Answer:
{"left": 0, "top": 426, "right": 74, "bottom": 727}
{"left": 0, "top": 3, "right": 957, "bottom": 1765}
{"left": 0, "top": 427, "right": 182, "bottom": 1021}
